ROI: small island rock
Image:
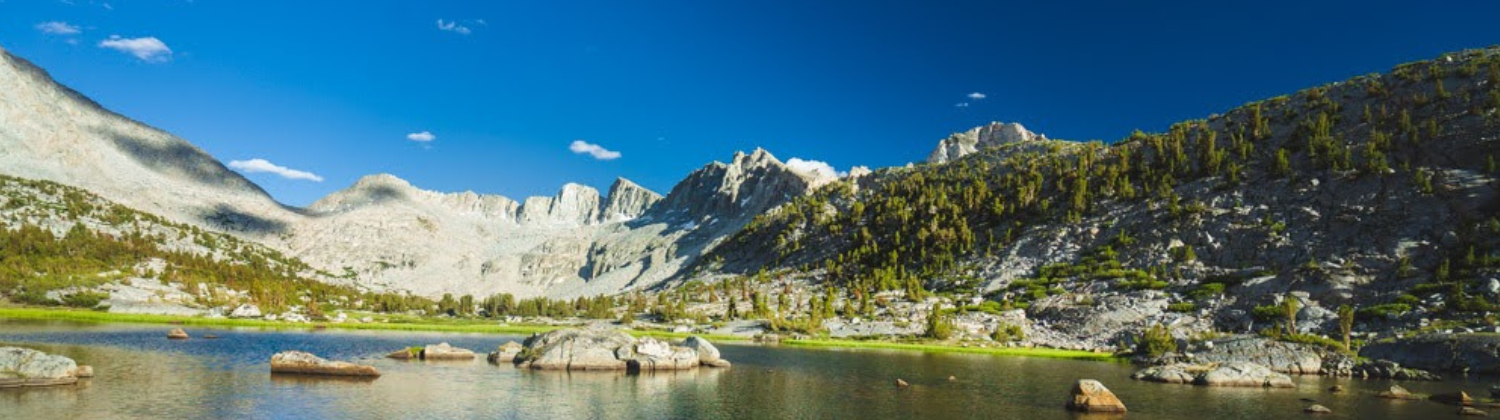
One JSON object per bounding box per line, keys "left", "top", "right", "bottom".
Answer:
{"left": 167, "top": 328, "right": 189, "bottom": 339}
{"left": 0, "top": 347, "right": 92, "bottom": 388}
{"left": 421, "top": 343, "right": 476, "bottom": 360}
{"left": 270, "top": 351, "right": 380, "bottom": 377}
{"left": 1066, "top": 379, "right": 1127, "bottom": 413}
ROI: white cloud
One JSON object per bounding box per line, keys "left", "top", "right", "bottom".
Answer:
{"left": 35, "top": 21, "right": 81, "bottom": 35}
{"left": 569, "top": 140, "right": 621, "bottom": 160}
{"left": 785, "top": 157, "right": 845, "bottom": 180}
{"left": 437, "top": 19, "right": 472, "bottom": 35}
{"left": 406, "top": 131, "right": 436, "bottom": 142}
{"left": 98, "top": 35, "right": 171, "bottom": 62}
{"left": 967, "top": 92, "right": 987, "bottom": 100}
{"left": 227, "top": 159, "right": 323, "bottom": 182}
{"left": 955, "top": 102, "right": 969, "bottom": 108}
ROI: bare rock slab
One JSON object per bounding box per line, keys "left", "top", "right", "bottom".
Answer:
{"left": 270, "top": 351, "right": 380, "bottom": 377}
{"left": 420, "top": 343, "right": 476, "bottom": 360}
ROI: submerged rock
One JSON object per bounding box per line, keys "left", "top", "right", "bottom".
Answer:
{"left": 270, "top": 351, "right": 380, "bottom": 377}
{"left": 0, "top": 347, "right": 93, "bottom": 388}
{"left": 1133, "top": 362, "right": 1293, "bottom": 388}
{"left": 1065, "top": 379, "right": 1127, "bottom": 413}
{"left": 1376, "top": 385, "right": 1422, "bottom": 400}
{"left": 1304, "top": 404, "right": 1332, "bottom": 414}
{"left": 387, "top": 347, "right": 421, "bottom": 360}
{"left": 421, "top": 343, "right": 476, "bottom": 360}
{"left": 487, "top": 341, "right": 524, "bottom": 364}
{"left": 1431, "top": 391, "right": 1474, "bottom": 406}
{"left": 513, "top": 328, "right": 731, "bottom": 371}
{"left": 1460, "top": 407, "right": 1490, "bottom": 416}
{"left": 167, "top": 328, "right": 189, "bottom": 339}
{"left": 895, "top": 378, "right": 910, "bottom": 388}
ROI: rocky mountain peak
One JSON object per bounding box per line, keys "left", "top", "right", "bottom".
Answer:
{"left": 650, "top": 149, "right": 814, "bottom": 224}
{"left": 602, "top": 177, "right": 662, "bottom": 222}
{"left": 926, "top": 121, "right": 1047, "bottom": 164}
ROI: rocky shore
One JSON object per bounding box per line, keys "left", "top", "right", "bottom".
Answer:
{"left": 0, "top": 347, "right": 94, "bottom": 388}
{"left": 513, "top": 327, "right": 731, "bottom": 371}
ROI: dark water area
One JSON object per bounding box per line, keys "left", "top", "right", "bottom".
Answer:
{"left": 0, "top": 320, "right": 1488, "bottom": 419}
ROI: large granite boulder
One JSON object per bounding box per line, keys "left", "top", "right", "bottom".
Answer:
{"left": 420, "top": 343, "right": 476, "bottom": 360}
{"left": 1360, "top": 333, "right": 1500, "bottom": 374}
{"left": 682, "top": 336, "right": 731, "bottom": 368}
{"left": 0, "top": 347, "right": 93, "bottom": 388}
{"left": 1065, "top": 379, "right": 1127, "bottom": 413}
{"left": 514, "top": 328, "right": 731, "bottom": 371}
{"left": 487, "top": 341, "right": 524, "bottom": 364}
{"left": 1134, "top": 362, "right": 1294, "bottom": 388}
{"left": 270, "top": 351, "right": 380, "bottom": 377}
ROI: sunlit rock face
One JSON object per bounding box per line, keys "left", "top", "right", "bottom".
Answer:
{"left": 926, "top": 122, "right": 1047, "bottom": 164}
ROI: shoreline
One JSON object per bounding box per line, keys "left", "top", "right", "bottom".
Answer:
{"left": 0, "top": 307, "right": 1119, "bottom": 362}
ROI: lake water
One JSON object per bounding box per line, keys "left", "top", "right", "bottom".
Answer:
{"left": 0, "top": 320, "right": 1488, "bottom": 419}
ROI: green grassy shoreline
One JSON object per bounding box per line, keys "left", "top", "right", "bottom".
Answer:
{"left": 0, "top": 307, "right": 1120, "bottom": 362}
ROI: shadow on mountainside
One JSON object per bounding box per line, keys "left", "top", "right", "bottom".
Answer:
{"left": 201, "top": 203, "right": 290, "bottom": 235}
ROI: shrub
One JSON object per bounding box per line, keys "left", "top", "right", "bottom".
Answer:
{"left": 1167, "top": 302, "right": 1197, "bottom": 313}
{"left": 1357, "top": 303, "right": 1411, "bottom": 320}
{"left": 1251, "top": 305, "right": 1284, "bottom": 321}
{"left": 1188, "top": 282, "right": 1226, "bottom": 299}
{"left": 1136, "top": 324, "right": 1177, "bottom": 357}
{"left": 991, "top": 324, "right": 1024, "bottom": 342}
{"left": 60, "top": 291, "right": 109, "bottom": 308}
{"left": 924, "top": 307, "right": 953, "bottom": 340}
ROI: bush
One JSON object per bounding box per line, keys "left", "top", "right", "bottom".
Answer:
{"left": 1357, "top": 303, "right": 1411, "bottom": 320}
{"left": 924, "top": 308, "right": 953, "bottom": 340}
{"left": 1136, "top": 324, "right": 1177, "bottom": 357}
{"left": 61, "top": 291, "right": 109, "bottom": 308}
{"left": 1188, "top": 282, "right": 1226, "bottom": 299}
{"left": 991, "top": 324, "right": 1024, "bottom": 342}
{"left": 1167, "top": 302, "right": 1197, "bottom": 313}
{"left": 1251, "top": 304, "right": 1285, "bottom": 321}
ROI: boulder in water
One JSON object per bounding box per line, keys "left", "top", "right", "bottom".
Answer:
{"left": 487, "top": 341, "right": 524, "bottom": 364}
{"left": 514, "top": 328, "right": 729, "bottom": 371}
{"left": 1431, "top": 391, "right": 1474, "bottom": 406}
{"left": 167, "top": 328, "right": 189, "bottom": 339}
{"left": 270, "top": 351, "right": 380, "bottom": 377}
{"left": 0, "top": 347, "right": 92, "bottom": 388}
{"left": 1304, "top": 404, "right": 1332, "bottom": 414}
{"left": 682, "top": 336, "right": 730, "bottom": 367}
{"left": 387, "top": 347, "right": 421, "bottom": 360}
{"left": 1133, "top": 362, "right": 1292, "bottom": 388}
{"left": 1376, "top": 385, "right": 1422, "bottom": 400}
{"left": 421, "top": 343, "right": 476, "bottom": 360}
{"left": 1065, "top": 379, "right": 1127, "bottom": 413}
{"left": 1459, "top": 407, "right": 1489, "bottom": 416}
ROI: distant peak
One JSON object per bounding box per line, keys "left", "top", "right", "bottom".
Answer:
{"left": 352, "top": 173, "right": 414, "bottom": 190}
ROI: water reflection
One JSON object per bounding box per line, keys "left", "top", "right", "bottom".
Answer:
{"left": 1, "top": 320, "right": 1497, "bottom": 419}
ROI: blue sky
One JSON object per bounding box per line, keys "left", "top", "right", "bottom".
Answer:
{"left": 2, "top": 1, "right": 1498, "bottom": 206}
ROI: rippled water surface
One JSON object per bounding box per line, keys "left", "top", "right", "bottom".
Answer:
{"left": 0, "top": 320, "right": 1490, "bottom": 419}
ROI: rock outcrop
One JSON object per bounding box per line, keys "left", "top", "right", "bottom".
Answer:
{"left": 513, "top": 328, "right": 730, "bottom": 371}
{"left": 270, "top": 351, "right": 380, "bottom": 377}
{"left": 1132, "top": 362, "right": 1294, "bottom": 388}
{"left": 1360, "top": 334, "right": 1500, "bottom": 375}
{"left": 1065, "top": 379, "right": 1127, "bottom": 413}
{"left": 926, "top": 122, "right": 1047, "bottom": 164}
{"left": 0, "top": 347, "right": 93, "bottom": 388}
{"left": 1170, "top": 335, "right": 1323, "bottom": 374}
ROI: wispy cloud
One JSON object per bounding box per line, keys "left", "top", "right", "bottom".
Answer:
{"left": 437, "top": 19, "right": 472, "bottom": 35}
{"left": 785, "top": 158, "right": 846, "bottom": 180}
{"left": 227, "top": 159, "right": 323, "bottom": 182}
{"left": 406, "top": 131, "right": 436, "bottom": 142}
{"left": 955, "top": 102, "right": 970, "bottom": 108}
{"left": 569, "top": 140, "right": 621, "bottom": 160}
{"left": 98, "top": 35, "right": 171, "bottom": 62}
{"left": 35, "top": 21, "right": 81, "bottom": 35}
{"left": 967, "top": 92, "right": 987, "bottom": 100}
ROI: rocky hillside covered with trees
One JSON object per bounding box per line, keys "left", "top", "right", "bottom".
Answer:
{"left": 699, "top": 47, "right": 1500, "bottom": 350}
